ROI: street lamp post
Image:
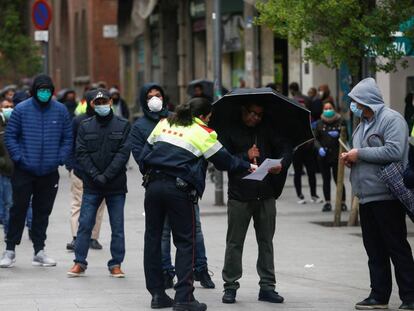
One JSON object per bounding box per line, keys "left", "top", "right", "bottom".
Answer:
{"left": 213, "top": 0, "right": 224, "bottom": 206}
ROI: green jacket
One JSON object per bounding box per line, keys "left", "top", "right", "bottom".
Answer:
{"left": 0, "top": 117, "right": 14, "bottom": 176}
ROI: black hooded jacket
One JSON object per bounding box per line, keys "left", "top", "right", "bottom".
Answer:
{"left": 220, "top": 122, "right": 293, "bottom": 201}
{"left": 130, "top": 83, "right": 170, "bottom": 165}
{"left": 31, "top": 74, "right": 55, "bottom": 103}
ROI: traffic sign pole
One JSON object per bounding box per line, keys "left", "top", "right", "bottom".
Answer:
{"left": 43, "top": 41, "right": 49, "bottom": 75}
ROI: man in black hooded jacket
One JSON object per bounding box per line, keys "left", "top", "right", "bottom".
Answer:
{"left": 220, "top": 102, "right": 293, "bottom": 305}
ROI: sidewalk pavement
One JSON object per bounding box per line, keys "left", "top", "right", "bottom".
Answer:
{"left": 0, "top": 164, "right": 412, "bottom": 311}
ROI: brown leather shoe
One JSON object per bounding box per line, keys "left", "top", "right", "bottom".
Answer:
{"left": 109, "top": 266, "right": 125, "bottom": 278}
{"left": 67, "top": 264, "right": 85, "bottom": 277}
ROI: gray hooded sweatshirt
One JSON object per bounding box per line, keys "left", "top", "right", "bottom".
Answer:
{"left": 348, "top": 77, "right": 409, "bottom": 204}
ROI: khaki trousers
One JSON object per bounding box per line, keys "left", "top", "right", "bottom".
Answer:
{"left": 70, "top": 173, "right": 105, "bottom": 240}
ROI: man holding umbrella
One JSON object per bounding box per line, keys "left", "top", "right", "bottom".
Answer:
{"left": 211, "top": 88, "right": 312, "bottom": 305}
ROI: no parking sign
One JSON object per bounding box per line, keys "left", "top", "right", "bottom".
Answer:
{"left": 32, "top": 0, "right": 52, "bottom": 30}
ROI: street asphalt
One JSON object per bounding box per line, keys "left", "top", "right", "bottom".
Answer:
{"left": 0, "top": 162, "right": 413, "bottom": 311}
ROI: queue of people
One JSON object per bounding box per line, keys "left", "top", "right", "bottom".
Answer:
{"left": 0, "top": 75, "right": 413, "bottom": 311}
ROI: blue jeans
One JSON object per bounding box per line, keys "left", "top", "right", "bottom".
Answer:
{"left": 75, "top": 193, "right": 125, "bottom": 269}
{"left": 161, "top": 203, "right": 207, "bottom": 275}
{"left": 0, "top": 176, "right": 13, "bottom": 235}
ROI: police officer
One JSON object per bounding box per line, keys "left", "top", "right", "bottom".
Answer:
{"left": 138, "top": 97, "right": 255, "bottom": 311}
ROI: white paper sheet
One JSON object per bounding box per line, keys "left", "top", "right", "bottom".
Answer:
{"left": 242, "top": 158, "right": 283, "bottom": 181}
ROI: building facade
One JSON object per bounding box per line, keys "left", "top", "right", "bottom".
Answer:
{"left": 27, "top": 0, "right": 120, "bottom": 96}
{"left": 117, "top": 0, "right": 413, "bottom": 115}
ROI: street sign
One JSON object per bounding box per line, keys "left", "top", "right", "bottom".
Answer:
{"left": 34, "top": 30, "right": 49, "bottom": 42}
{"left": 103, "top": 25, "right": 118, "bottom": 38}
{"left": 32, "top": 0, "right": 52, "bottom": 30}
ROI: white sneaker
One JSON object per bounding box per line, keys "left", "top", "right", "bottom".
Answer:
{"left": 0, "top": 250, "right": 16, "bottom": 268}
{"left": 32, "top": 250, "right": 57, "bottom": 267}
{"left": 311, "top": 196, "right": 323, "bottom": 204}
{"left": 297, "top": 195, "right": 306, "bottom": 204}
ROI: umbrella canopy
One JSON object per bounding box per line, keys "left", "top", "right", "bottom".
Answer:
{"left": 187, "top": 79, "right": 228, "bottom": 100}
{"left": 210, "top": 87, "right": 314, "bottom": 149}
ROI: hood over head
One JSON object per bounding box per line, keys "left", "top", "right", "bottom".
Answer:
{"left": 56, "top": 88, "right": 75, "bottom": 102}
{"left": 139, "top": 82, "right": 168, "bottom": 120}
{"left": 31, "top": 74, "right": 55, "bottom": 104}
{"left": 348, "top": 77, "right": 385, "bottom": 115}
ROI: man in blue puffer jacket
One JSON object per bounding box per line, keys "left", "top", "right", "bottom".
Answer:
{"left": 0, "top": 74, "right": 72, "bottom": 268}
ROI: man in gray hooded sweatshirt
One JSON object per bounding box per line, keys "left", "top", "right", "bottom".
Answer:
{"left": 341, "top": 78, "right": 414, "bottom": 310}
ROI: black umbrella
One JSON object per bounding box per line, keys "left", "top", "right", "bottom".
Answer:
{"left": 210, "top": 87, "right": 314, "bottom": 149}
{"left": 187, "top": 79, "right": 228, "bottom": 99}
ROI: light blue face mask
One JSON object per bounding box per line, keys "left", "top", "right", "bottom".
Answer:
{"left": 2, "top": 108, "right": 13, "bottom": 120}
{"left": 94, "top": 104, "right": 111, "bottom": 116}
{"left": 37, "top": 88, "right": 52, "bottom": 103}
{"left": 350, "top": 102, "right": 363, "bottom": 118}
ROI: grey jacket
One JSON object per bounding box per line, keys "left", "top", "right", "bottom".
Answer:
{"left": 348, "top": 78, "right": 409, "bottom": 204}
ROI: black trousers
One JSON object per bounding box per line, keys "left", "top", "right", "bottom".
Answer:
{"left": 319, "top": 160, "right": 345, "bottom": 202}
{"left": 6, "top": 167, "right": 59, "bottom": 254}
{"left": 293, "top": 148, "right": 317, "bottom": 197}
{"left": 359, "top": 200, "right": 414, "bottom": 303}
{"left": 144, "top": 176, "right": 196, "bottom": 303}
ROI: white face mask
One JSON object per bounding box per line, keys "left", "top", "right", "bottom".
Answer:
{"left": 318, "top": 91, "right": 324, "bottom": 98}
{"left": 147, "top": 96, "right": 163, "bottom": 112}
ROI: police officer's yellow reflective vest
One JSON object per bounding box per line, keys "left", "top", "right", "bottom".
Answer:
{"left": 147, "top": 117, "right": 222, "bottom": 159}
{"left": 75, "top": 99, "right": 87, "bottom": 116}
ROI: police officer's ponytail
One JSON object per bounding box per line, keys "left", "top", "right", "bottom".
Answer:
{"left": 168, "top": 97, "right": 211, "bottom": 127}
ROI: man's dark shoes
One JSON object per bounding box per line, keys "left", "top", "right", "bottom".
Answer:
{"left": 322, "top": 202, "right": 332, "bottom": 212}
{"left": 66, "top": 238, "right": 76, "bottom": 251}
{"left": 355, "top": 297, "right": 388, "bottom": 310}
{"left": 89, "top": 239, "right": 103, "bottom": 250}
{"left": 258, "top": 289, "right": 284, "bottom": 303}
{"left": 194, "top": 269, "right": 215, "bottom": 289}
{"left": 399, "top": 302, "right": 414, "bottom": 310}
{"left": 151, "top": 292, "right": 174, "bottom": 309}
{"left": 173, "top": 300, "right": 207, "bottom": 311}
{"left": 222, "top": 289, "right": 236, "bottom": 304}
{"left": 163, "top": 270, "right": 174, "bottom": 289}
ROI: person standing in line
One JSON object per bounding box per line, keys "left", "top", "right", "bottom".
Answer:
{"left": 314, "top": 101, "right": 347, "bottom": 212}
{"left": 341, "top": 78, "right": 414, "bottom": 311}
{"left": 67, "top": 89, "right": 130, "bottom": 278}
{"left": 0, "top": 74, "right": 72, "bottom": 268}
{"left": 289, "top": 83, "right": 322, "bottom": 205}
{"left": 109, "top": 87, "right": 130, "bottom": 120}
{"left": 0, "top": 99, "right": 14, "bottom": 234}
{"left": 65, "top": 89, "right": 105, "bottom": 251}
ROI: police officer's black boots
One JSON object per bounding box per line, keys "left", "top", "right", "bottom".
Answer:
{"left": 194, "top": 269, "right": 215, "bottom": 289}
{"left": 151, "top": 291, "right": 174, "bottom": 309}
{"left": 173, "top": 300, "right": 207, "bottom": 311}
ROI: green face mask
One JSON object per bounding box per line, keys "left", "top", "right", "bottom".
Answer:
{"left": 323, "top": 109, "right": 335, "bottom": 118}
{"left": 37, "top": 89, "right": 52, "bottom": 103}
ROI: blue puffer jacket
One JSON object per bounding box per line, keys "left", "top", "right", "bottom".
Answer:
{"left": 130, "top": 83, "right": 170, "bottom": 167}
{"left": 5, "top": 97, "right": 72, "bottom": 176}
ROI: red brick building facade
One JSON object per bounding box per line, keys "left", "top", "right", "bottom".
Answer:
{"left": 29, "top": 0, "right": 120, "bottom": 94}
